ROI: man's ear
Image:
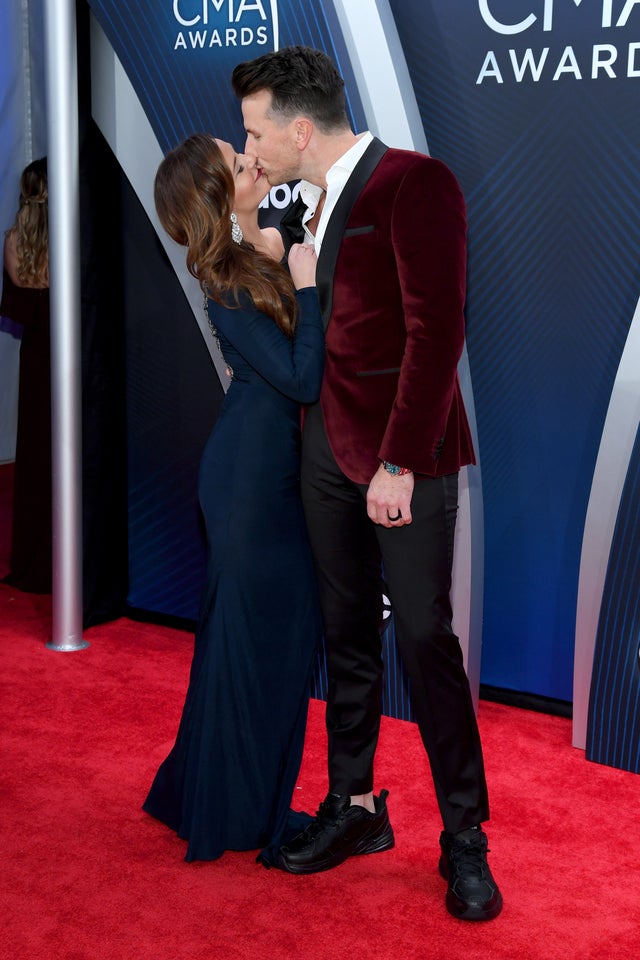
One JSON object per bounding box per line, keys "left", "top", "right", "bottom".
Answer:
{"left": 293, "top": 118, "right": 313, "bottom": 151}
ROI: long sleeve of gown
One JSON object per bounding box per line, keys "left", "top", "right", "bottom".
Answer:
{"left": 207, "top": 287, "right": 324, "bottom": 404}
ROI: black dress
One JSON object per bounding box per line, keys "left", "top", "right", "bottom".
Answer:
{"left": 0, "top": 268, "right": 51, "bottom": 593}
{"left": 143, "top": 287, "right": 325, "bottom": 864}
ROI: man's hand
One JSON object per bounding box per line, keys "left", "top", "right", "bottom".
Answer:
{"left": 366, "top": 463, "right": 414, "bottom": 527}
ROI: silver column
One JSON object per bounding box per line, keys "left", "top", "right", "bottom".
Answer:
{"left": 43, "top": 0, "right": 87, "bottom": 651}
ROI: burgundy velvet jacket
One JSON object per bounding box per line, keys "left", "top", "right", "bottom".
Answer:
{"left": 282, "top": 138, "right": 475, "bottom": 484}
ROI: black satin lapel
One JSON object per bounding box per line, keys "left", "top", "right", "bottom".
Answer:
{"left": 280, "top": 196, "right": 307, "bottom": 252}
{"left": 317, "top": 138, "right": 388, "bottom": 327}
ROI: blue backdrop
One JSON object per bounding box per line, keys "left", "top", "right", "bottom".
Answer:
{"left": 87, "top": 0, "right": 640, "bottom": 709}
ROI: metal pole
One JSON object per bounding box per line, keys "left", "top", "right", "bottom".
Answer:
{"left": 43, "top": 0, "right": 88, "bottom": 651}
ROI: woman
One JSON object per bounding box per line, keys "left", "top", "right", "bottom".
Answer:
{"left": 143, "top": 133, "right": 324, "bottom": 865}
{"left": 0, "top": 157, "right": 52, "bottom": 593}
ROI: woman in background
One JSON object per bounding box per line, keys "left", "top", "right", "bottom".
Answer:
{"left": 1, "top": 157, "right": 51, "bottom": 593}
{"left": 143, "top": 134, "right": 324, "bottom": 866}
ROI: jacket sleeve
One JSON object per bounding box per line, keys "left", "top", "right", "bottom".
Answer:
{"left": 210, "top": 287, "right": 325, "bottom": 404}
{"left": 378, "top": 157, "right": 467, "bottom": 470}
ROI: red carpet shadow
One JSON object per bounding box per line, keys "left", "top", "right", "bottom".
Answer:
{"left": 0, "top": 461, "right": 14, "bottom": 578}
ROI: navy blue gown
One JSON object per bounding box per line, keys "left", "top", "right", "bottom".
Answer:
{"left": 143, "top": 287, "right": 325, "bottom": 864}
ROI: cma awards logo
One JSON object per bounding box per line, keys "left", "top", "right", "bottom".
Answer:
{"left": 476, "top": 0, "right": 640, "bottom": 84}
{"left": 172, "top": 0, "right": 279, "bottom": 51}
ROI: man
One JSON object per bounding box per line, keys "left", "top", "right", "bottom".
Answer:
{"left": 232, "top": 46, "right": 502, "bottom": 921}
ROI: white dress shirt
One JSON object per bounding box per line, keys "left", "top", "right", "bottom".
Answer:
{"left": 300, "top": 131, "right": 374, "bottom": 254}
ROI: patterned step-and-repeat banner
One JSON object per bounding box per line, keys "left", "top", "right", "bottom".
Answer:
{"left": 87, "top": 0, "right": 640, "bottom": 770}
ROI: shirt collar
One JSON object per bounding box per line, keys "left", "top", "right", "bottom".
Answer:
{"left": 298, "top": 131, "right": 374, "bottom": 213}
{"left": 326, "top": 131, "right": 374, "bottom": 186}
{"left": 298, "top": 180, "right": 324, "bottom": 216}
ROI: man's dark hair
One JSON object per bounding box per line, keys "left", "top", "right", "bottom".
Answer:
{"left": 232, "top": 46, "right": 350, "bottom": 133}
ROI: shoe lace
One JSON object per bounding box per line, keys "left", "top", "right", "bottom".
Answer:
{"left": 294, "top": 797, "right": 346, "bottom": 841}
{"left": 449, "top": 837, "right": 489, "bottom": 880}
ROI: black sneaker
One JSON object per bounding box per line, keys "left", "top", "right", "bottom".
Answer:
{"left": 278, "top": 790, "right": 395, "bottom": 874}
{"left": 439, "top": 826, "right": 503, "bottom": 921}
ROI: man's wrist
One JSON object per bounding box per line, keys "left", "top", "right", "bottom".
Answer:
{"left": 381, "top": 460, "right": 413, "bottom": 477}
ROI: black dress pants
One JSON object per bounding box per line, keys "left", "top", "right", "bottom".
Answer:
{"left": 301, "top": 403, "right": 490, "bottom": 834}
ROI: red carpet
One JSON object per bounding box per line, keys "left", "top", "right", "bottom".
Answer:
{"left": 1, "top": 582, "right": 639, "bottom": 960}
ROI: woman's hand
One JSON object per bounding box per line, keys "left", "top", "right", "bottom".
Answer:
{"left": 288, "top": 243, "right": 317, "bottom": 290}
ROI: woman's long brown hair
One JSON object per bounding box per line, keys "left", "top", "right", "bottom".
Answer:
{"left": 154, "top": 133, "right": 297, "bottom": 337}
{"left": 10, "top": 157, "right": 49, "bottom": 288}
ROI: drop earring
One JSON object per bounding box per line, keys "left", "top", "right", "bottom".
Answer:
{"left": 230, "top": 212, "right": 243, "bottom": 245}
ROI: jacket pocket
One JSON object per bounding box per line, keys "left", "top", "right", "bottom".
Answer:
{"left": 344, "top": 224, "right": 375, "bottom": 237}
{"left": 355, "top": 367, "right": 401, "bottom": 377}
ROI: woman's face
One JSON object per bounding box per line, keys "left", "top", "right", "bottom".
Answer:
{"left": 215, "top": 139, "right": 270, "bottom": 216}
